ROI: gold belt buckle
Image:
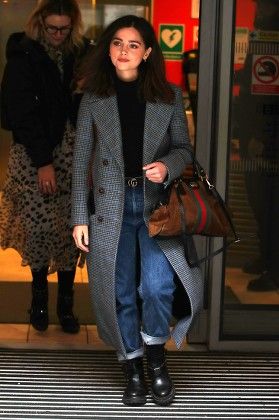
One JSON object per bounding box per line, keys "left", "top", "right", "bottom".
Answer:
{"left": 128, "top": 178, "right": 138, "bottom": 187}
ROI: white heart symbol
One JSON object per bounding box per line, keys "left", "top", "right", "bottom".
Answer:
{"left": 161, "top": 29, "right": 182, "bottom": 48}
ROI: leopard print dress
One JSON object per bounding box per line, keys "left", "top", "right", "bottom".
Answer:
{"left": 0, "top": 41, "right": 80, "bottom": 273}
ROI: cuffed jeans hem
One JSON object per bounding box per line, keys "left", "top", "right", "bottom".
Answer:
{"left": 141, "top": 332, "right": 171, "bottom": 345}
{"left": 117, "top": 347, "right": 144, "bottom": 362}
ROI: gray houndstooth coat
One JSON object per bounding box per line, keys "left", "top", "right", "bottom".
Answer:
{"left": 71, "top": 83, "right": 204, "bottom": 359}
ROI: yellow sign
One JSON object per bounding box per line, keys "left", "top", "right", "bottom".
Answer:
{"left": 249, "top": 30, "right": 279, "bottom": 43}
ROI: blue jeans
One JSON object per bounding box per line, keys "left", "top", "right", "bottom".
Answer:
{"left": 115, "top": 186, "right": 175, "bottom": 360}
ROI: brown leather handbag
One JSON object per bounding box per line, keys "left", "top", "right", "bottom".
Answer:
{"left": 148, "top": 153, "right": 239, "bottom": 266}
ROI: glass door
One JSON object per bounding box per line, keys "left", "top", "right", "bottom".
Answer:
{"left": 202, "top": 0, "right": 279, "bottom": 351}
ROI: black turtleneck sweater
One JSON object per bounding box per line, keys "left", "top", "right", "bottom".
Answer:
{"left": 114, "top": 77, "right": 146, "bottom": 178}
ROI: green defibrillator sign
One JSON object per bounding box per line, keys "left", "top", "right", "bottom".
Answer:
{"left": 159, "top": 24, "right": 184, "bottom": 61}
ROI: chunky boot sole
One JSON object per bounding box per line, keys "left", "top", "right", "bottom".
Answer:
{"left": 122, "top": 393, "right": 147, "bottom": 406}
{"left": 150, "top": 384, "right": 175, "bottom": 405}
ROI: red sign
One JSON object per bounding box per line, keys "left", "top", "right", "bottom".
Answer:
{"left": 252, "top": 55, "right": 279, "bottom": 95}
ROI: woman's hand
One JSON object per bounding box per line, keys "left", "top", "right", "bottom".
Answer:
{"left": 143, "top": 161, "right": 168, "bottom": 183}
{"left": 73, "top": 225, "right": 89, "bottom": 253}
{"left": 38, "top": 164, "right": 57, "bottom": 194}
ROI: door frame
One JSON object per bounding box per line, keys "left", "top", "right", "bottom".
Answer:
{"left": 193, "top": 0, "right": 279, "bottom": 352}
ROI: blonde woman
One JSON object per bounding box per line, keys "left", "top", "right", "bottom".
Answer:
{"left": 0, "top": 0, "right": 91, "bottom": 333}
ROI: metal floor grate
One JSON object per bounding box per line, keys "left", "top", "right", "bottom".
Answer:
{"left": 0, "top": 349, "right": 278, "bottom": 419}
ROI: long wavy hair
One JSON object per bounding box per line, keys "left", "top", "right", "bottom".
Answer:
{"left": 77, "top": 15, "right": 174, "bottom": 103}
{"left": 25, "top": 0, "right": 84, "bottom": 54}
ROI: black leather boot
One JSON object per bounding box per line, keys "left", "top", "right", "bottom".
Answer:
{"left": 122, "top": 357, "right": 148, "bottom": 406}
{"left": 146, "top": 344, "right": 175, "bottom": 405}
{"left": 57, "top": 291, "right": 80, "bottom": 334}
{"left": 29, "top": 286, "right": 49, "bottom": 331}
{"left": 57, "top": 270, "right": 79, "bottom": 334}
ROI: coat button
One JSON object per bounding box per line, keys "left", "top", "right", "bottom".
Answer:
{"left": 97, "top": 216, "right": 103, "bottom": 222}
{"left": 103, "top": 159, "right": 109, "bottom": 166}
{"left": 99, "top": 188, "right": 104, "bottom": 194}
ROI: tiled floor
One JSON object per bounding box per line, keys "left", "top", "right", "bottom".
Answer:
{"left": 0, "top": 249, "right": 104, "bottom": 350}
{"left": 0, "top": 323, "right": 112, "bottom": 351}
{"left": 0, "top": 248, "right": 203, "bottom": 352}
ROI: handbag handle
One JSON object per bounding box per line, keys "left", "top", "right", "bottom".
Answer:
{"left": 188, "top": 153, "right": 214, "bottom": 189}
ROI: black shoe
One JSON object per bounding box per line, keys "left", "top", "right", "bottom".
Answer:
{"left": 247, "top": 272, "right": 279, "bottom": 292}
{"left": 57, "top": 292, "right": 80, "bottom": 334}
{"left": 122, "top": 357, "right": 148, "bottom": 406}
{"left": 29, "top": 286, "right": 49, "bottom": 331}
{"left": 146, "top": 344, "right": 175, "bottom": 405}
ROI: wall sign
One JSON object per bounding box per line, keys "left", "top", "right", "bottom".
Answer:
{"left": 159, "top": 24, "right": 184, "bottom": 61}
{"left": 252, "top": 54, "right": 279, "bottom": 95}
{"left": 249, "top": 30, "right": 279, "bottom": 43}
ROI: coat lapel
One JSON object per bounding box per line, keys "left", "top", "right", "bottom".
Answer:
{"left": 143, "top": 101, "right": 174, "bottom": 165}
{"left": 91, "top": 95, "right": 124, "bottom": 174}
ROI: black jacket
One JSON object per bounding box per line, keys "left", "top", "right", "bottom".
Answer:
{"left": 0, "top": 32, "right": 89, "bottom": 168}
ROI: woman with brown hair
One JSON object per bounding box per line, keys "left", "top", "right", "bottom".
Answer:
{"left": 72, "top": 15, "right": 203, "bottom": 406}
{"left": 0, "top": 0, "right": 91, "bottom": 333}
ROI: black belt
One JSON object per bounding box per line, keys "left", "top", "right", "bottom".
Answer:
{"left": 125, "top": 177, "right": 143, "bottom": 187}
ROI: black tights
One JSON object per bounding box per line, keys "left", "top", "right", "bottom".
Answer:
{"left": 31, "top": 267, "right": 76, "bottom": 294}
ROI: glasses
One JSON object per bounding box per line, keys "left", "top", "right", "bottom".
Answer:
{"left": 43, "top": 24, "right": 72, "bottom": 35}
